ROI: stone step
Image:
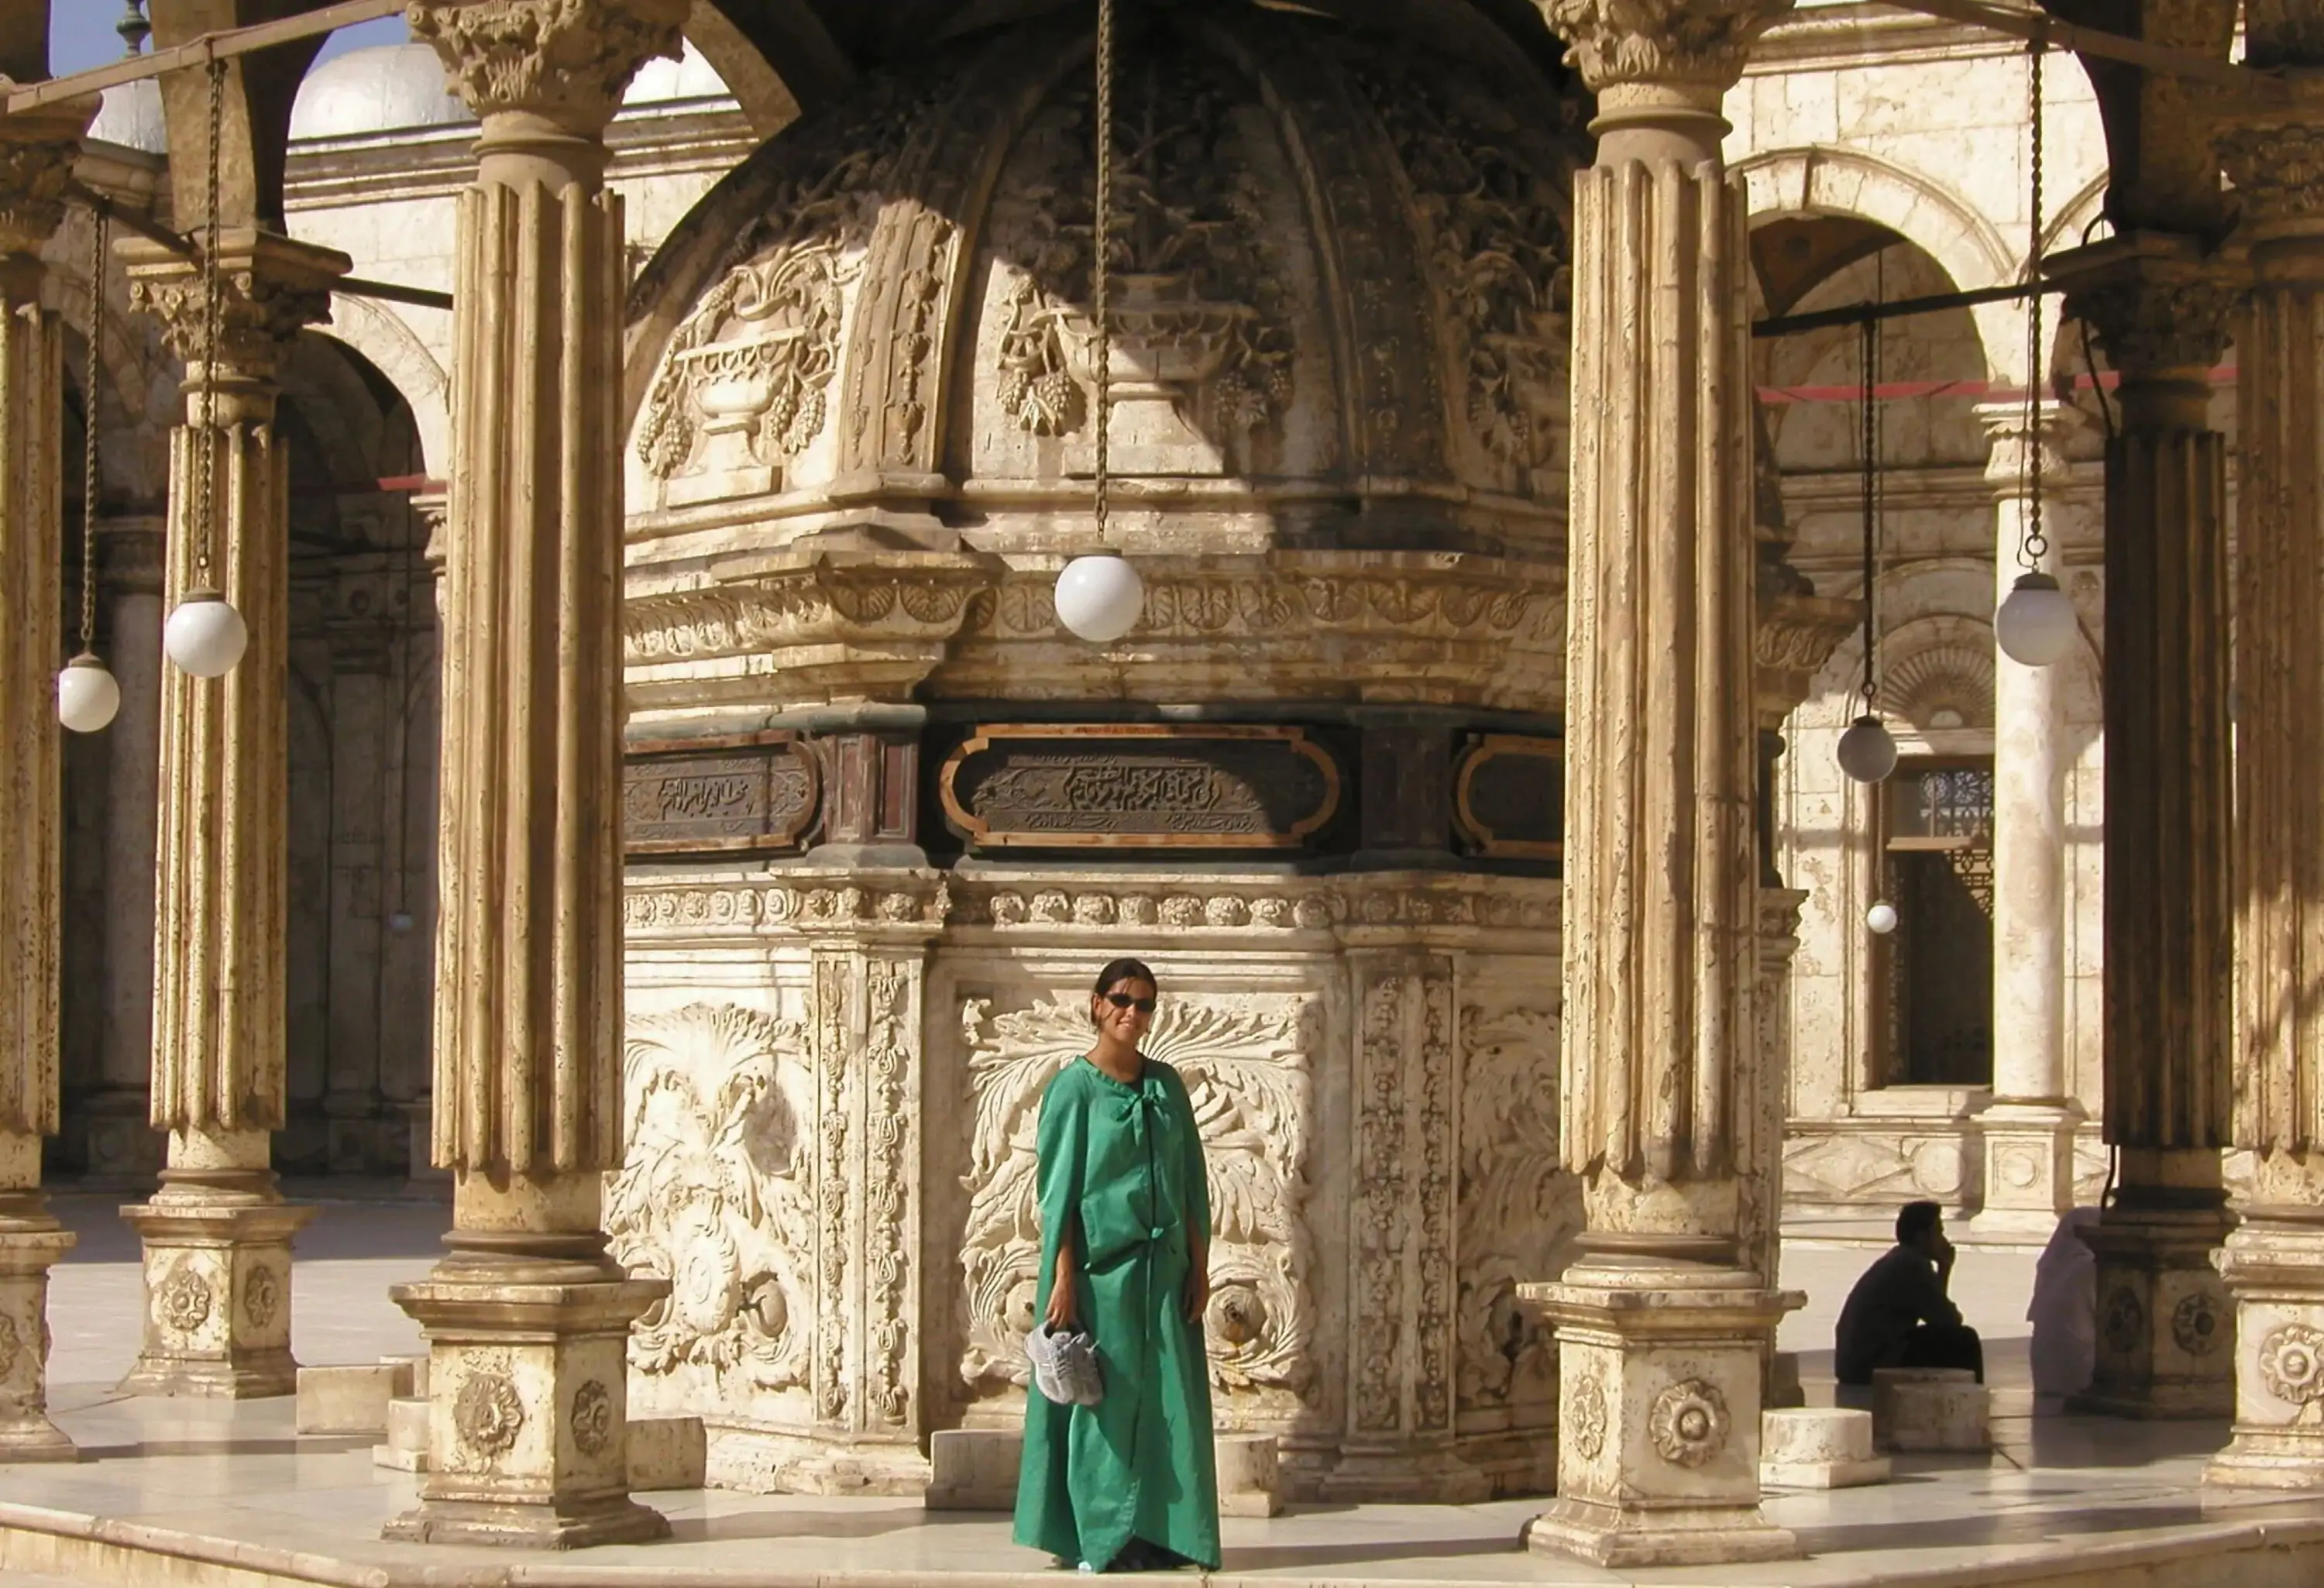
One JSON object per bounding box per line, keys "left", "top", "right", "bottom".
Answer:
{"left": 1871, "top": 1367, "right": 1992, "bottom": 1453}
{"left": 296, "top": 1359, "right": 416, "bottom": 1436}
{"left": 1760, "top": 1407, "right": 1893, "bottom": 1490}
{"left": 371, "top": 1394, "right": 429, "bottom": 1473}
{"left": 923, "top": 1427, "right": 1285, "bottom": 1514}
{"left": 1215, "top": 1432, "right": 1283, "bottom": 1518}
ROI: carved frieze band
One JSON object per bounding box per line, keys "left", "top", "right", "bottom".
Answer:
{"left": 938, "top": 724, "right": 1342, "bottom": 851}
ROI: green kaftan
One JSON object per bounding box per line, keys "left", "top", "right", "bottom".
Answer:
{"left": 1013, "top": 1054, "right": 1222, "bottom": 1573}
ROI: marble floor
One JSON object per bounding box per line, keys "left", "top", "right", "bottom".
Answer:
{"left": 2, "top": 1191, "right": 2316, "bottom": 1588}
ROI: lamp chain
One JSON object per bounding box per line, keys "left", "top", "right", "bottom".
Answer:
{"left": 2020, "top": 38, "right": 2047, "bottom": 570}
{"left": 81, "top": 210, "right": 108, "bottom": 655}
{"left": 1092, "top": 0, "right": 1115, "bottom": 543}
{"left": 196, "top": 55, "right": 225, "bottom": 590}
{"left": 1858, "top": 250, "right": 1885, "bottom": 710}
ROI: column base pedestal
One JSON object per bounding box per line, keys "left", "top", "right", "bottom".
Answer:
{"left": 0, "top": 1205, "right": 77, "bottom": 1463}
{"left": 1966, "top": 1102, "right": 2082, "bottom": 1246}
{"left": 1318, "top": 1445, "right": 1491, "bottom": 1505}
{"left": 2205, "top": 1201, "right": 2324, "bottom": 1492}
{"left": 119, "top": 1192, "right": 315, "bottom": 1399}
{"left": 2065, "top": 1179, "right": 2233, "bottom": 1420}
{"left": 387, "top": 1260, "right": 672, "bottom": 1549}
{"left": 1520, "top": 1269, "right": 1803, "bottom": 1569}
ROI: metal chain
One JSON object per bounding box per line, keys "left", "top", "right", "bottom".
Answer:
{"left": 2021, "top": 39, "right": 2047, "bottom": 569}
{"left": 81, "top": 210, "right": 108, "bottom": 654}
{"left": 1092, "top": 0, "right": 1114, "bottom": 541}
{"left": 196, "top": 55, "right": 224, "bottom": 588}
{"left": 1858, "top": 312, "right": 1876, "bottom": 706}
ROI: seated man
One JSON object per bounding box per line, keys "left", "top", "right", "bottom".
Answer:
{"left": 1834, "top": 1201, "right": 1983, "bottom": 1386}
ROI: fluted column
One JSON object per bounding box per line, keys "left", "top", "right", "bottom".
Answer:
{"left": 115, "top": 229, "right": 346, "bottom": 1397}
{"left": 1518, "top": 0, "right": 1800, "bottom": 1566}
{"left": 401, "top": 493, "right": 448, "bottom": 1194}
{"left": 387, "top": 0, "right": 686, "bottom": 1548}
{"left": 2209, "top": 102, "right": 2324, "bottom": 1491}
{"left": 1965, "top": 398, "right": 2085, "bottom": 1243}
{"left": 0, "top": 98, "right": 92, "bottom": 1462}
{"left": 2048, "top": 235, "right": 2237, "bottom": 1418}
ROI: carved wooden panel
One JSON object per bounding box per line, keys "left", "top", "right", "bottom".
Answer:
{"left": 937, "top": 724, "right": 1340, "bottom": 851}
{"left": 1452, "top": 734, "right": 1563, "bottom": 861}
{"left": 624, "top": 732, "right": 820, "bottom": 857}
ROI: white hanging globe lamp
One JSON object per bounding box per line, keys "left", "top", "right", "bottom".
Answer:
{"left": 1836, "top": 713, "right": 1898, "bottom": 785}
{"left": 57, "top": 652, "right": 122, "bottom": 734}
{"left": 1866, "top": 900, "right": 1899, "bottom": 936}
{"left": 1994, "top": 571, "right": 2075, "bottom": 668}
{"left": 164, "top": 589, "right": 248, "bottom": 678}
{"left": 1054, "top": 553, "right": 1143, "bottom": 644}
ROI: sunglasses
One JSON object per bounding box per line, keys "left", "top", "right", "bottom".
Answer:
{"left": 1103, "top": 992, "right": 1157, "bottom": 1013}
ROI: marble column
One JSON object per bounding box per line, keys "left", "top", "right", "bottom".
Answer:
{"left": 0, "top": 97, "right": 94, "bottom": 1462}
{"left": 387, "top": 0, "right": 686, "bottom": 1547}
{"left": 88, "top": 515, "right": 166, "bottom": 1183}
{"left": 115, "top": 229, "right": 347, "bottom": 1397}
{"left": 2051, "top": 234, "right": 2236, "bottom": 1418}
{"left": 401, "top": 495, "right": 446, "bottom": 1192}
{"left": 1967, "top": 398, "right": 2084, "bottom": 1244}
{"left": 1520, "top": 0, "right": 1801, "bottom": 1566}
{"left": 2208, "top": 103, "right": 2324, "bottom": 1491}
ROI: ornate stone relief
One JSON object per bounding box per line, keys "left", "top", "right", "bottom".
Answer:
{"left": 956, "top": 992, "right": 1318, "bottom": 1404}
{"left": 455, "top": 1370, "right": 526, "bottom": 1456}
{"left": 2257, "top": 1323, "right": 2324, "bottom": 1408}
{"left": 2171, "top": 1291, "right": 2226, "bottom": 1358}
{"left": 991, "top": 50, "right": 1295, "bottom": 459}
{"left": 1648, "top": 1377, "right": 1730, "bottom": 1468}
{"left": 624, "top": 876, "right": 951, "bottom": 937}
{"left": 571, "top": 1380, "right": 614, "bottom": 1456}
{"left": 607, "top": 1005, "right": 814, "bottom": 1393}
{"left": 2103, "top": 1287, "right": 2146, "bottom": 1357}
{"left": 1541, "top": 0, "right": 1797, "bottom": 93}
{"left": 0, "top": 130, "right": 82, "bottom": 257}
{"left": 244, "top": 1267, "right": 281, "bottom": 1331}
{"left": 1568, "top": 1370, "right": 1609, "bottom": 1460}
{"left": 1344, "top": 57, "right": 1577, "bottom": 493}
{"left": 409, "top": 0, "right": 689, "bottom": 126}
{"left": 637, "top": 239, "right": 855, "bottom": 503}
{"left": 156, "top": 1266, "right": 211, "bottom": 1335}
{"left": 1455, "top": 1002, "right": 1576, "bottom": 1414}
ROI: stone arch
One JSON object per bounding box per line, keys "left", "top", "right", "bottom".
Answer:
{"left": 1735, "top": 147, "right": 2018, "bottom": 296}
{"left": 1878, "top": 612, "right": 1997, "bottom": 733}
{"left": 312, "top": 300, "right": 450, "bottom": 482}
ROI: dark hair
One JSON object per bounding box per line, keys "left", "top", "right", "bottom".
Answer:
{"left": 1896, "top": 1201, "right": 1943, "bottom": 1246}
{"left": 1089, "top": 958, "right": 1158, "bottom": 1026}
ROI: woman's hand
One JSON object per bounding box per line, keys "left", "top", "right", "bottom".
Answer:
{"left": 1182, "top": 1262, "right": 1210, "bottom": 1325}
{"left": 1045, "top": 1239, "right": 1078, "bottom": 1331}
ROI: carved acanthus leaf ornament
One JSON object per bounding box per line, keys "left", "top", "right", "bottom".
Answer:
{"left": 957, "top": 993, "right": 1318, "bottom": 1402}
{"left": 2219, "top": 117, "right": 2324, "bottom": 233}
{"left": 2066, "top": 270, "right": 2240, "bottom": 378}
{"left": 0, "top": 125, "right": 85, "bottom": 258}
{"left": 409, "top": 0, "right": 689, "bottom": 128}
{"left": 127, "top": 270, "right": 333, "bottom": 381}
{"left": 1540, "top": 0, "right": 1798, "bottom": 93}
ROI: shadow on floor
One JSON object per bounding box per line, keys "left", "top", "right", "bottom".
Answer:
{"left": 47, "top": 1188, "right": 451, "bottom": 1265}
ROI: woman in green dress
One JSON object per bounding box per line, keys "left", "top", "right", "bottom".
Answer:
{"left": 1014, "top": 959, "right": 1222, "bottom": 1573}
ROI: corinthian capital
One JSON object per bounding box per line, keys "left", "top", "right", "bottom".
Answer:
{"left": 2217, "top": 100, "right": 2324, "bottom": 246}
{"left": 0, "top": 101, "right": 96, "bottom": 261}
{"left": 1539, "top": 0, "right": 1795, "bottom": 95}
{"left": 2052, "top": 233, "right": 2240, "bottom": 380}
{"left": 408, "top": 0, "right": 689, "bottom": 132}
{"left": 119, "top": 230, "right": 349, "bottom": 390}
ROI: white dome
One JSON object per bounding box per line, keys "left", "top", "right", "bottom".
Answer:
{"left": 289, "top": 43, "right": 471, "bottom": 142}
{"left": 624, "top": 42, "right": 732, "bottom": 106}
{"left": 88, "top": 78, "right": 167, "bottom": 154}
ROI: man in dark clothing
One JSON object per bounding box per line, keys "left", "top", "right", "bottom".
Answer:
{"left": 1834, "top": 1201, "right": 1983, "bottom": 1385}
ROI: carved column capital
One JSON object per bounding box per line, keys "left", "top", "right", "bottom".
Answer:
{"left": 2218, "top": 101, "right": 2324, "bottom": 252}
{"left": 0, "top": 101, "right": 95, "bottom": 263}
{"left": 2054, "top": 233, "right": 2241, "bottom": 383}
{"left": 1973, "top": 397, "right": 2076, "bottom": 492}
{"left": 1538, "top": 0, "right": 1793, "bottom": 99}
{"left": 119, "top": 229, "right": 349, "bottom": 402}
{"left": 408, "top": 0, "right": 689, "bottom": 135}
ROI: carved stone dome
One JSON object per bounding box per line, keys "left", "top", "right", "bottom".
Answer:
{"left": 288, "top": 43, "right": 472, "bottom": 143}
{"left": 624, "top": 5, "right": 1590, "bottom": 714}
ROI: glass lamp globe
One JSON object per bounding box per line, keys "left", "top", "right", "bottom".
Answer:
{"left": 1995, "top": 572, "right": 2076, "bottom": 667}
{"left": 1054, "top": 553, "right": 1143, "bottom": 644}
{"left": 57, "top": 652, "right": 121, "bottom": 734}
{"left": 163, "top": 589, "right": 247, "bottom": 677}
{"left": 1867, "top": 900, "right": 1899, "bottom": 936}
{"left": 1836, "top": 713, "right": 1898, "bottom": 784}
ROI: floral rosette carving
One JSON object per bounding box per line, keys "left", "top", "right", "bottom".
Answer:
{"left": 1648, "top": 1378, "right": 1729, "bottom": 1468}
{"left": 1567, "top": 1373, "right": 1609, "bottom": 1460}
{"left": 2257, "top": 1323, "right": 2324, "bottom": 1407}
{"left": 156, "top": 1267, "right": 211, "bottom": 1334}
{"left": 958, "top": 992, "right": 1318, "bottom": 1403}
{"left": 2171, "top": 1292, "right": 2226, "bottom": 1358}
{"left": 610, "top": 1005, "right": 814, "bottom": 1394}
{"left": 455, "top": 1372, "right": 526, "bottom": 1456}
{"left": 244, "top": 1266, "right": 282, "bottom": 1332}
{"left": 0, "top": 1314, "right": 19, "bottom": 1383}
{"left": 2102, "top": 1287, "right": 2146, "bottom": 1356}
{"left": 571, "top": 1380, "right": 614, "bottom": 1456}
